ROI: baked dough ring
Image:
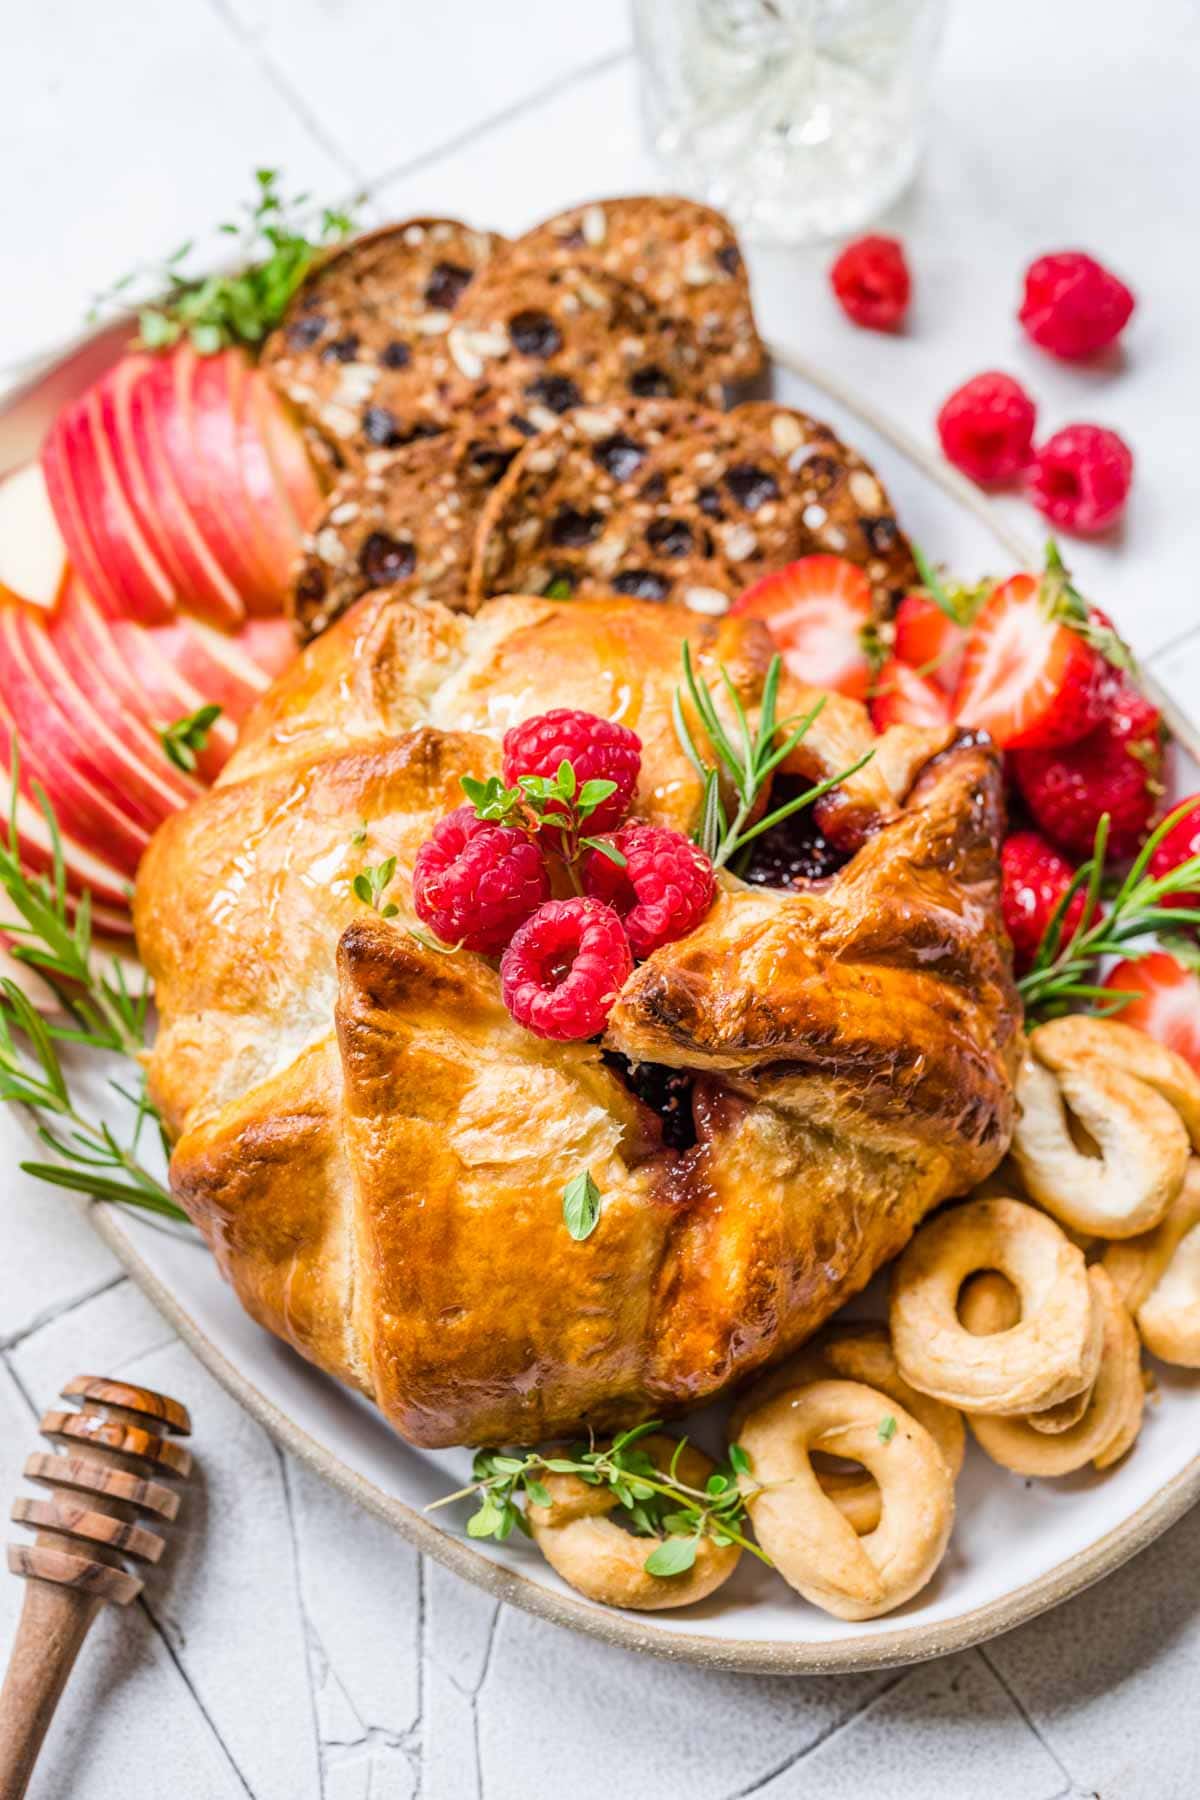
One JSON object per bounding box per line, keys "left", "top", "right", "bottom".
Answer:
{"left": 1012, "top": 1018, "right": 1198, "bottom": 1239}
{"left": 738, "top": 1380, "right": 955, "bottom": 1620}
{"left": 526, "top": 1435, "right": 740, "bottom": 1610}
{"left": 1105, "top": 1162, "right": 1200, "bottom": 1366}
{"left": 968, "top": 1269, "right": 1144, "bottom": 1475}
{"left": 729, "top": 1324, "right": 964, "bottom": 1535}
{"left": 891, "top": 1198, "right": 1093, "bottom": 1413}
{"left": 958, "top": 1270, "right": 1102, "bottom": 1433}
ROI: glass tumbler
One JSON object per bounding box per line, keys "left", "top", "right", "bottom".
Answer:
{"left": 633, "top": 0, "right": 948, "bottom": 243}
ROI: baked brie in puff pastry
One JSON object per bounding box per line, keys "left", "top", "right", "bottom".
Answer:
{"left": 136, "top": 591, "right": 1020, "bottom": 1447}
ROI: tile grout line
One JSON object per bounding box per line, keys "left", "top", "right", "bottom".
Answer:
{"left": 360, "top": 45, "right": 632, "bottom": 200}
{"left": 0, "top": 1268, "right": 127, "bottom": 1353}
{"left": 203, "top": 0, "right": 369, "bottom": 187}
{"left": 977, "top": 1645, "right": 1080, "bottom": 1792}
{"left": 719, "top": 1666, "right": 911, "bottom": 1800}
{"left": 275, "top": 1444, "right": 327, "bottom": 1800}
{"left": 2, "top": 1341, "right": 260, "bottom": 1799}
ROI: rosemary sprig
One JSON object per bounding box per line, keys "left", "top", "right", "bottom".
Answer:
{"left": 673, "top": 645, "right": 874, "bottom": 870}
{"left": 429, "top": 1422, "right": 769, "bottom": 1575}
{"left": 87, "top": 169, "right": 358, "bottom": 355}
{"left": 1018, "top": 799, "right": 1200, "bottom": 1021}
{"left": 0, "top": 748, "right": 186, "bottom": 1220}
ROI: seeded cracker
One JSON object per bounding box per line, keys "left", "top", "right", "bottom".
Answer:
{"left": 261, "top": 217, "right": 504, "bottom": 471}
{"left": 469, "top": 398, "right": 819, "bottom": 612}
{"left": 289, "top": 430, "right": 522, "bottom": 639}
{"left": 517, "top": 195, "right": 763, "bottom": 385}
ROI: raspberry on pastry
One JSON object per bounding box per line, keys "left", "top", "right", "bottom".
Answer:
{"left": 583, "top": 823, "right": 715, "bottom": 958}
{"left": 500, "top": 896, "right": 633, "bottom": 1039}
{"left": 412, "top": 805, "right": 549, "bottom": 954}
{"left": 502, "top": 709, "right": 641, "bottom": 838}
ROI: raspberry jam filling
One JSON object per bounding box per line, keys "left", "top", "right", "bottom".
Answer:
{"left": 739, "top": 777, "right": 853, "bottom": 889}
{"left": 603, "top": 1052, "right": 697, "bottom": 1152}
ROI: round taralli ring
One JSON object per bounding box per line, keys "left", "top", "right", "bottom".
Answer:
{"left": 1105, "top": 1162, "right": 1200, "bottom": 1367}
{"left": 968, "top": 1268, "right": 1144, "bottom": 1476}
{"left": 890, "top": 1197, "right": 1093, "bottom": 1413}
{"left": 729, "top": 1324, "right": 964, "bottom": 1537}
{"left": 737, "top": 1379, "right": 955, "bottom": 1621}
{"left": 1012, "top": 1017, "right": 1200, "bottom": 1239}
{"left": 957, "top": 1269, "right": 1102, "bottom": 1434}
{"left": 526, "top": 1434, "right": 741, "bottom": 1611}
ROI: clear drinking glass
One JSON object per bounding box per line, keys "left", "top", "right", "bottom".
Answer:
{"left": 633, "top": 0, "right": 948, "bottom": 243}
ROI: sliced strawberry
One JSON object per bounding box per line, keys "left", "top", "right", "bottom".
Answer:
{"left": 869, "top": 657, "right": 951, "bottom": 731}
{"left": 952, "top": 571, "right": 1109, "bottom": 749}
{"left": 1013, "top": 675, "right": 1164, "bottom": 859}
{"left": 1000, "top": 830, "right": 1086, "bottom": 974}
{"left": 1148, "top": 795, "right": 1200, "bottom": 914}
{"left": 1104, "top": 951, "right": 1200, "bottom": 1074}
{"left": 893, "top": 591, "right": 968, "bottom": 694}
{"left": 730, "top": 555, "right": 874, "bottom": 700}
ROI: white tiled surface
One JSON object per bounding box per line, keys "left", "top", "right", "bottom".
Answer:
{"left": 2, "top": 2, "right": 1200, "bottom": 1795}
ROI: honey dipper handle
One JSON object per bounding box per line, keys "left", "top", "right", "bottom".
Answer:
{"left": 0, "top": 1579, "right": 101, "bottom": 1800}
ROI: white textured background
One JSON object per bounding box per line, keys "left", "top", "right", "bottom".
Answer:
{"left": 3, "top": 2, "right": 1200, "bottom": 1795}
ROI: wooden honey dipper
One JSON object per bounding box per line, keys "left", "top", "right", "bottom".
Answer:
{"left": 0, "top": 1375, "right": 192, "bottom": 1800}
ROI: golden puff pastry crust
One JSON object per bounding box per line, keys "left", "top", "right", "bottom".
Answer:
{"left": 136, "top": 589, "right": 1019, "bottom": 1447}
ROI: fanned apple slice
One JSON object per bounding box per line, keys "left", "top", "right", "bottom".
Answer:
{"left": 0, "top": 463, "right": 66, "bottom": 609}
{"left": 181, "top": 345, "right": 276, "bottom": 608}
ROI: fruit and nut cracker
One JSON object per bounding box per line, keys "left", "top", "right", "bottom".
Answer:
{"left": 261, "top": 217, "right": 504, "bottom": 470}
{"left": 290, "top": 429, "right": 523, "bottom": 639}
{"left": 439, "top": 257, "right": 722, "bottom": 453}
{"left": 517, "top": 196, "right": 763, "bottom": 385}
{"left": 469, "top": 398, "right": 825, "bottom": 613}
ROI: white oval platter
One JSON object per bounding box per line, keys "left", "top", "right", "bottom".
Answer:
{"left": 3, "top": 332, "right": 1199, "bottom": 1676}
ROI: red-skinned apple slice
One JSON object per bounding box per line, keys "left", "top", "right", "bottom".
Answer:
{"left": 0, "top": 463, "right": 67, "bottom": 608}
{"left": 158, "top": 344, "right": 265, "bottom": 615}
{"left": 0, "top": 602, "right": 149, "bottom": 874}
{"left": 183, "top": 345, "right": 279, "bottom": 605}
{"left": 242, "top": 363, "right": 323, "bottom": 549}
{"left": 229, "top": 360, "right": 316, "bottom": 603}
{"left": 133, "top": 353, "right": 246, "bottom": 626}
{"left": 81, "top": 377, "right": 177, "bottom": 622}
{"left": 39, "top": 581, "right": 202, "bottom": 814}
{"left": 102, "top": 354, "right": 201, "bottom": 606}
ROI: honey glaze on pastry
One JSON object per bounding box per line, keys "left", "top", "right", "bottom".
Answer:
{"left": 136, "top": 589, "right": 1020, "bottom": 1449}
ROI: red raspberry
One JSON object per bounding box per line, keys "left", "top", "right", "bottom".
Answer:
{"left": 502, "top": 709, "right": 641, "bottom": 837}
{"left": 1000, "top": 831, "right": 1086, "bottom": 975}
{"left": 1019, "top": 251, "right": 1135, "bottom": 360}
{"left": 1012, "top": 677, "right": 1164, "bottom": 859}
{"left": 412, "top": 805, "right": 549, "bottom": 954}
{"left": 1025, "top": 424, "right": 1133, "bottom": 535}
{"left": 583, "top": 823, "right": 716, "bottom": 958}
{"left": 830, "top": 235, "right": 911, "bottom": 331}
{"left": 937, "top": 372, "right": 1037, "bottom": 485}
{"left": 1148, "top": 795, "right": 1200, "bottom": 914}
{"left": 500, "top": 897, "right": 633, "bottom": 1040}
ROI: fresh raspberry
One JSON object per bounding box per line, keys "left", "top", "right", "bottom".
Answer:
{"left": 1148, "top": 795, "right": 1200, "bottom": 914}
{"left": 583, "top": 823, "right": 716, "bottom": 958}
{"left": 936, "top": 372, "right": 1037, "bottom": 485}
{"left": 1012, "top": 677, "right": 1164, "bottom": 859}
{"left": 1019, "top": 251, "right": 1135, "bottom": 360}
{"left": 500, "top": 896, "right": 633, "bottom": 1040}
{"left": 829, "top": 235, "right": 911, "bottom": 331}
{"left": 1000, "top": 831, "right": 1087, "bottom": 975}
{"left": 412, "top": 805, "right": 549, "bottom": 954}
{"left": 1025, "top": 424, "right": 1133, "bottom": 535}
{"left": 502, "top": 709, "right": 641, "bottom": 837}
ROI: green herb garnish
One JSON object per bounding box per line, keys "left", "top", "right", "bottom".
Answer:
{"left": 88, "top": 169, "right": 358, "bottom": 355}
{"left": 562, "top": 1168, "right": 601, "bottom": 1240}
{"left": 1019, "top": 801, "right": 1200, "bottom": 1021}
{"left": 160, "top": 703, "right": 222, "bottom": 773}
{"left": 353, "top": 857, "right": 399, "bottom": 918}
{"left": 673, "top": 645, "right": 873, "bottom": 870}
{"left": 461, "top": 764, "right": 626, "bottom": 888}
{"left": 878, "top": 1413, "right": 898, "bottom": 1444}
{"left": 430, "top": 1422, "right": 768, "bottom": 1573}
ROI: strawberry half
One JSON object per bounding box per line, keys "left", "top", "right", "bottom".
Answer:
{"left": 1000, "top": 830, "right": 1086, "bottom": 975}
{"left": 1104, "top": 951, "right": 1200, "bottom": 1075}
{"left": 869, "top": 657, "right": 951, "bottom": 731}
{"left": 1012, "top": 674, "right": 1164, "bottom": 859}
{"left": 731, "top": 555, "right": 874, "bottom": 700}
{"left": 893, "top": 591, "right": 968, "bottom": 694}
{"left": 1148, "top": 794, "right": 1200, "bottom": 914}
{"left": 952, "top": 570, "right": 1109, "bottom": 750}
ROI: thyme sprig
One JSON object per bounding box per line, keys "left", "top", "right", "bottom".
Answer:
{"left": 161, "top": 703, "right": 222, "bottom": 774}
{"left": 87, "top": 169, "right": 358, "bottom": 355}
{"left": 462, "top": 764, "right": 626, "bottom": 890}
{"left": 429, "top": 1422, "right": 769, "bottom": 1575}
{"left": 0, "top": 754, "right": 185, "bottom": 1219}
{"left": 1018, "top": 800, "right": 1200, "bottom": 1021}
{"left": 673, "top": 646, "right": 874, "bottom": 870}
